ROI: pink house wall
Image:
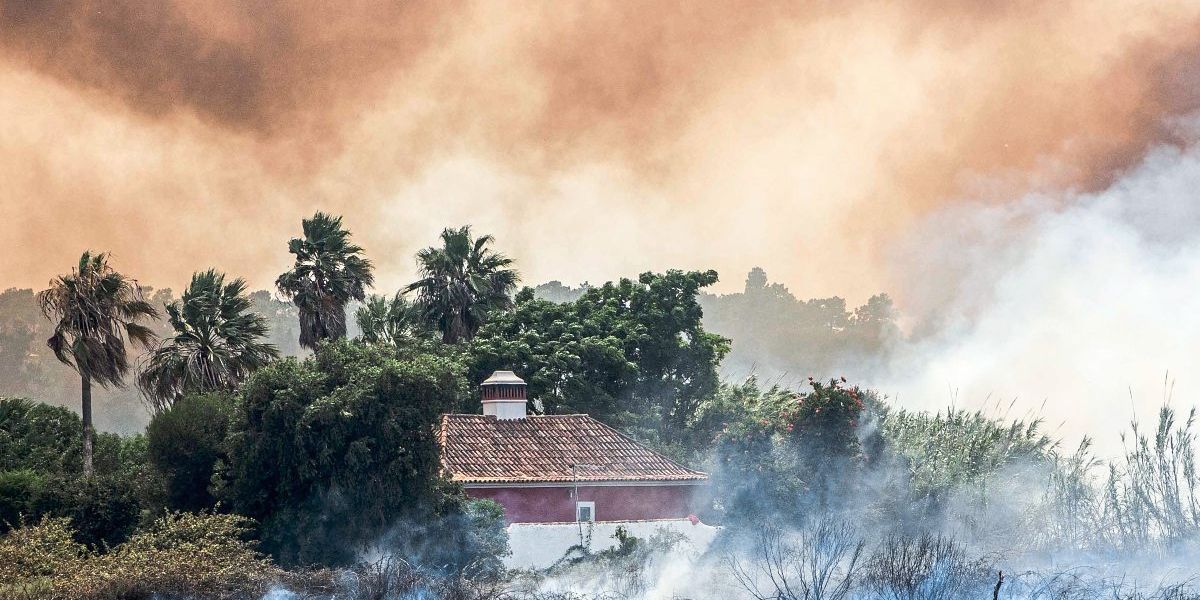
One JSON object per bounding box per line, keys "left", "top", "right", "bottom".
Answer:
{"left": 466, "top": 484, "right": 702, "bottom": 523}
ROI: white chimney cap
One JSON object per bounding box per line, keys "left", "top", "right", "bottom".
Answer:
{"left": 482, "top": 370, "right": 526, "bottom": 385}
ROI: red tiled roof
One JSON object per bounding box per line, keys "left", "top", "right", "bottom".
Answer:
{"left": 438, "top": 414, "right": 708, "bottom": 484}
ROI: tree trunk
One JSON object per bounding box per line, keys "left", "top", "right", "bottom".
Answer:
{"left": 81, "top": 372, "right": 94, "bottom": 477}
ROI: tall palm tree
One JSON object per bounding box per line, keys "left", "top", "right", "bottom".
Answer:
{"left": 138, "top": 269, "right": 279, "bottom": 413}
{"left": 276, "top": 212, "right": 374, "bottom": 350}
{"left": 37, "top": 251, "right": 159, "bottom": 476}
{"left": 405, "top": 226, "right": 519, "bottom": 343}
{"left": 355, "top": 292, "right": 420, "bottom": 345}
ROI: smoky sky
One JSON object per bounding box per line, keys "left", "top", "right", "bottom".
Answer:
{"left": 2, "top": 0, "right": 1199, "bottom": 301}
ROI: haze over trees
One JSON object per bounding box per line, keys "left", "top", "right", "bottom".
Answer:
{"left": 1, "top": 213, "right": 1199, "bottom": 598}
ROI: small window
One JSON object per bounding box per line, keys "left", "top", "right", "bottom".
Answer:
{"left": 576, "top": 501, "right": 595, "bottom": 522}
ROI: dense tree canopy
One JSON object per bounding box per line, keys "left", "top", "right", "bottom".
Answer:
{"left": 472, "top": 270, "right": 729, "bottom": 448}
{"left": 146, "top": 393, "right": 232, "bottom": 512}
{"left": 220, "top": 339, "right": 472, "bottom": 566}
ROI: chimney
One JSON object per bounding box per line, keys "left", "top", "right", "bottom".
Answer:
{"left": 481, "top": 370, "right": 528, "bottom": 419}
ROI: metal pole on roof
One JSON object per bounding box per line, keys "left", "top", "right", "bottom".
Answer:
{"left": 572, "top": 462, "right": 597, "bottom": 548}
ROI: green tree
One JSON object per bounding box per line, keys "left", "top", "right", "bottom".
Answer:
{"left": 406, "top": 226, "right": 518, "bottom": 344}
{"left": 471, "top": 270, "right": 729, "bottom": 448}
{"left": 0, "top": 397, "right": 80, "bottom": 474}
{"left": 709, "top": 378, "right": 871, "bottom": 523}
{"left": 146, "top": 393, "right": 232, "bottom": 512}
{"left": 138, "top": 270, "right": 278, "bottom": 413}
{"left": 221, "top": 339, "right": 471, "bottom": 566}
{"left": 36, "top": 252, "right": 158, "bottom": 476}
{"left": 354, "top": 292, "right": 422, "bottom": 345}
{"left": 276, "top": 213, "right": 374, "bottom": 350}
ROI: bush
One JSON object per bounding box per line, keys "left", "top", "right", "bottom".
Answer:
{"left": 34, "top": 474, "right": 142, "bottom": 550}
{"left": 862, "top": 533, "right": 989, "bottom": 600}
{"left": 710, "top": 378, "right": 871, "bottom": 523}
{"left": 0, "top": 470, "right": 45, "bottom": 531}
{"left": 146, "top": 393, "right": 232, "bottom": 511}
{"left": 0, "top": 398, "right": 81, "bottom": 474}
{"left": 222, "top": 339, "right": 472, "bottom": 567}
{"left": 0, "top": 512, "right": 279, "bottom": 600}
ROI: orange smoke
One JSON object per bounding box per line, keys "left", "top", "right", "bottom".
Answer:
{"left": 0, "top": 0, "right": 1198, "bottom": 301}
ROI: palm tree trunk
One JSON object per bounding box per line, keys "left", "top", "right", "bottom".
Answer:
{"left": 81, "top": 372, "right": 94, "bottom": 477}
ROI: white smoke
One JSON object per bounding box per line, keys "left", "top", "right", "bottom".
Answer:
{"left": 876, "top": 123, "right": 1200, "bottom": 456}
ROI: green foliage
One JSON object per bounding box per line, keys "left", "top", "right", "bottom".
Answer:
{"left": 881, "top": 407, "right": 1053, "bottom": 501}
{"left": 0, "top": 398, "right": 140, "bottom": 477}
{"left": 222, "top": 339, "right": 471, "bottom": 566}
{"left": 472, "top": 270, "right": 729, "bottom": 447}
{"left": 137, "top": 270, "right": 278, "bottom": 413}
{"left": 0, "top": 470, "right": 45, "bottom": 530}
{"left": 276, "top": 212, "right": 375, "bottom": 350}
{"left": 0, "top": 287, "right": 294, "bottom": 435}
{"left": 406, "top": 226, "right": 519, "bottom": 344}
{"left": 462, "top": 499, "right": 511, "bottom": 578}
{"left": 146, "top": 393, "right": 232, "bottom": 511}
{"left": 355, "top": 292, "right": 426, "bottom": 345}
{"left": 0, "top": 512, "right": 279, "bottom": 600}
{"left": 709, "top": 378, "right": 870, "bottom": 522}
{"left": 46, "top": 474, "right": 142, "bottom": 550}
{"left": 0, "top": 399, "right": 153, "bottom": 545}
{"left": 0, "top": 398, "right": 81, "bottom": 474}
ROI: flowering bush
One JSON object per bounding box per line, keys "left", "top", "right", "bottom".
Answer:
{"left": 709, "top": 378, "right": 869, "bottom": 523}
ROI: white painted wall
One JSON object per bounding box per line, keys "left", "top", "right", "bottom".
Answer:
{"left": 504, "top": 518, "right": 720, "bottom": 570}
{"left": 482, "top": 400, "right": 527, "bottom": 419}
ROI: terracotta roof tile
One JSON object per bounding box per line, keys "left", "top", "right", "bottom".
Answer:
{"left": 438, "top": 414, "right": 708, "bottom": 484}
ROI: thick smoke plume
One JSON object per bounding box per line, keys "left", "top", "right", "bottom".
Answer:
{"left": 873, "top": 122, "right": 1200, "bottom": 455}
{"left": 3, "top": 2, "right": 1200, "bottom": 449}
{"left": 2, "top": 1, "right": 1199, "bottom": 302}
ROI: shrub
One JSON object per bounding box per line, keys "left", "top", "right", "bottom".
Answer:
{"left": 862, "top": 533, "right": 989, "bottom": 600}
{"left": 146, "top": 392, "right": 232, "bottom": 511}
{"left": 222, "top": 340, "right": 472, "bottom": 567}
{"left": 32, "top": 474, "right": 142, "bottom": 550}
{"left": 727, "top": 519, "right": 864, "bottom": 600}
{"left": 0, "top": 470, "right": 45, "bottom": 531}
{"left": 710, "top": 378, "right": 870, "bottom": 522}
{"left": 0, "top": 512, "right": 279, "bottom": 600}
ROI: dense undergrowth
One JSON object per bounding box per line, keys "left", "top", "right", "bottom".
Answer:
{"left": 4, "top": 392, "right": 1200, "bottom": 600}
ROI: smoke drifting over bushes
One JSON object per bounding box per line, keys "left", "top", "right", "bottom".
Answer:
{"left": 873, "top": 125, "right": 1200, "bottom": 454}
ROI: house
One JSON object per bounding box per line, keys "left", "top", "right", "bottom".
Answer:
{"left": 438, "top": 370, "right": 717, "bottom": 567}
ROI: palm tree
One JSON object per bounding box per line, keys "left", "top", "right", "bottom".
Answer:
{"left": 37, "top": 251, "right": 159, "bottom": 476}
{"left": 354, "top": 292, "right": 420, "bottom": 345}
{"left": 276, "top": 212, "right": 374, "bottom": 350}
{"left": 405, "top": 226, "right": 519, "bottom": 343}
{"left": 138, "top": 270, "right": 279, "bottom": 413}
